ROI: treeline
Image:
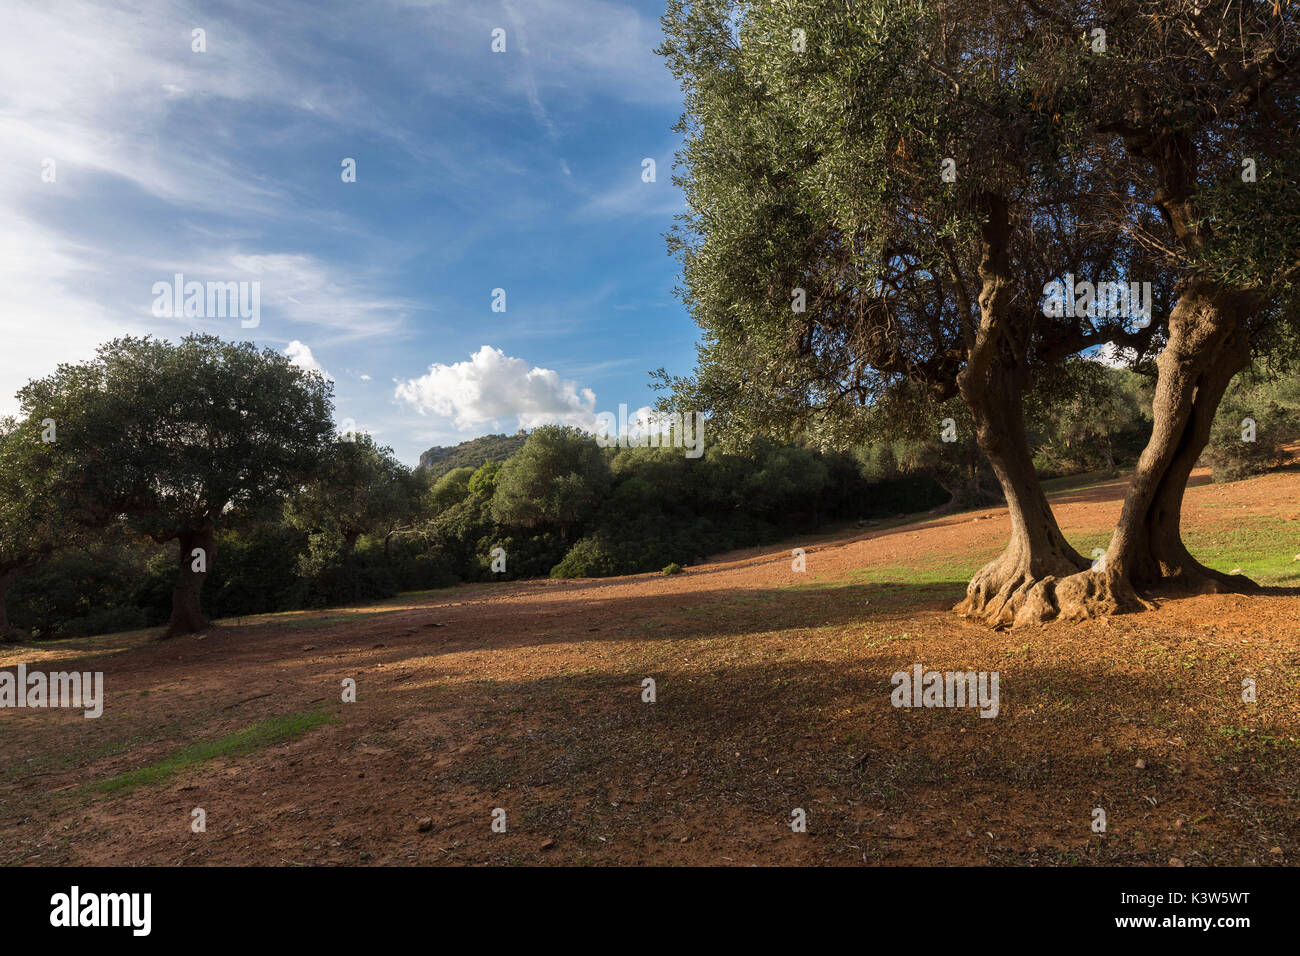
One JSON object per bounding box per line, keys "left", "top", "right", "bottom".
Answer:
{"left": 2, "top": 336, "right": 1297, "bottom": 642}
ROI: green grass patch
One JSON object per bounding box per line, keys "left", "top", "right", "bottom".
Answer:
{"left": 1182, "top": 520, "right": 1300, "bottom": 586}
{"left": 91, "top": 708, "right": 336, "bottom": 795}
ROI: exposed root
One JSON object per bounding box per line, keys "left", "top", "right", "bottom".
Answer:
{"left": 1052, "top": 569, "right": 1151, "bottom": 621}
{"left": 1150, "top": 561, "right": 1260, "bottom": 597}
{"left": 953, "top": 542, "right": 1265, "bottom": 628}
{"left": 955, "top": 554, "right": 1173, "bottom": 627}
{"left": 954, "top": 551, "right": 1087, "bottom": 628}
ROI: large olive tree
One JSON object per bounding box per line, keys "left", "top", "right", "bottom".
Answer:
{"left": 19, "top": 335, "right": 334, "bottom": 636}
{"left": 659, "top": 0, "right": 1158, "bottom": 625}
{"left": 1036, "top": 0, "right": 1300, "bottom": 615}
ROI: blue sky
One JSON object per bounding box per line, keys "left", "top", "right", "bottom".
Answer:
{"left": 0, "top": 0, "right": 696, "bottom": 464}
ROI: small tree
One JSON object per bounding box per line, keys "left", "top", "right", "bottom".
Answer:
{"left": 291, "top": 433, "right": 420, "bottom": 565}
{"left": 19, "top": 335, "right": 334, "bottom": 637}
{"left": 491, "top": 426, "right": 610, "bottom": 540}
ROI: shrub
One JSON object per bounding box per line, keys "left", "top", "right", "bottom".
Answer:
{"left": 1205, "top": 374, "right": 1300, "bottom": 482}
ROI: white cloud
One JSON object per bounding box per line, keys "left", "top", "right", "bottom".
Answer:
{"left": 394, "top": 345, "right": 596, "bottom": 430}
{"left": 228, "top": 253, "right": 412, "bottom": 340}
{"left": 285, "top": 340, "right": 331, "bottom": 379}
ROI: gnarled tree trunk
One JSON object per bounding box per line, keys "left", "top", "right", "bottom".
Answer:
{"left": 955, "top": 354, "right": 1089, "bottom": 626}
{"left": 1052, "top": 281, "right": 1261, "bottom": 619}
{"left": 165, "top": 523, "right": 216, "bottom": 638}
{"left": 953, "top": 194, "right": 1088, "bottom": 627}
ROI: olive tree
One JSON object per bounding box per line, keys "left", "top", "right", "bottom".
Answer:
{"left": 19, "top": 335, "right": 334, "bottom": 636}
{"left": 659, "top": 0, "right": 1157, "bottom": 625}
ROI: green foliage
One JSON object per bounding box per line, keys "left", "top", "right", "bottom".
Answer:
{"left": 656, "top": 0, "right": 1134, "bottom": 449}
{"left": 0, "top": 417, "right": 64, "bottom": 578}
{"left": 1029, "top": 361, "right": 1152, "bottom": 477}
{"left": 8, "top": 540, "right": 153, "bottom": 638}
{"left": 467, "top": 460, "right": 503, "bottom": 499}
{"left": 427, "top": 466, "right": 475, "bottom": 514}
{"left": 491, "top": 426, "right": 610, "bottom": 538}
{"left": 1205, "top": 372, "right": 1300, "bottom": 482}
{"left": 289, "top": 433, "right": 421, "bottom": 565}
{"left": 662, "top": 562, "right": 684, "bottom": 575}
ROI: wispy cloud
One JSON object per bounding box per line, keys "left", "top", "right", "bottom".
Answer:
{"left": 0, "top": 0, "right": 692, "bottom": 465}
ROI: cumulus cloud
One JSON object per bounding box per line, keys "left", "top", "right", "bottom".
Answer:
{"left": 394, "top": 345, "right": 596, "bottom": 430}
{"left": 285, "top": 340, "right": 331, "bottom": 379}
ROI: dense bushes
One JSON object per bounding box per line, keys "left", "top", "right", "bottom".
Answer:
{"left": 1028, "top": 362, "right": 1152, "bottom": 478}
{"left": 1205, "top": 373, "right": 1300, "bottom": 482}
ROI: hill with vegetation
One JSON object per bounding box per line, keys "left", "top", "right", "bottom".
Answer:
{"left": 417, "top": 433, "right": 527, "bottom": 479}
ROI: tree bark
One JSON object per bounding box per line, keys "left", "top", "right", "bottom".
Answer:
{"left": 0, "top": 569, "right": 17, "bottom": 642}
{"left": 164, "top": 524, "right": 216, "bottom": 638}
{"left": 952, "top": 194, "right": 1089, "bottom": 627}
{"left": 1051, "top": 282, "right": 1260, "bottom": 618}
{"left": 955, "top": 354, "right": 1090, "bottom": 626}
{"left": 342, "top": 530, "right": 360, "bottom": 566}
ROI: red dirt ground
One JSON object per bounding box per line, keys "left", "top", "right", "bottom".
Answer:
{"left": 2, "top": 467, "right": 1299, "bottom": 866}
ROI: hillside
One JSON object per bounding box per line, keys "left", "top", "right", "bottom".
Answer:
{"left": 416, "top": 433, "right": 527, "bottom": 479}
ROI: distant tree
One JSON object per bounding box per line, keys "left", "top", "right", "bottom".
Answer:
{"left": 19, "top": 335, "right": 334, "bottom": 637}
{"left": 491, "top": 426, "right": 609, "bottom": 540}
{"left": 1028, "top": 362, "right": 1150, "bottom": 476}
{"left": 291, "top": 434, "right": 420, "bottom": 565}
{"left": 427, "top": 466, "right": 476, "bottom": 515}
{"left": 467, "top": 460, "right": 503, "bottom": 499}
{"left": 0, "top": 416, "right": 65, "bottom": 640}
{"left": 1205, "top": 370, "right": 1300, "bottom": 482}
{"left": 738, "top": 441, "right": 828, "bottom": 520}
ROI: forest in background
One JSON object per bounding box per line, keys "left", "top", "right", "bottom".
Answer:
{"left": 5, "top": 343, "right": 1297, "bottom": 642}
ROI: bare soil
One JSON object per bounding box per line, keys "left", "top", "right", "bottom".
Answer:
{"left": 2, "top": 467, "right": 1299, "bottom": 866}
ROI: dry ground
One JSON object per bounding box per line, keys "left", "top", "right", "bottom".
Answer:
{"left": 2, "top": 467, "right": 1300, "bottom": 866}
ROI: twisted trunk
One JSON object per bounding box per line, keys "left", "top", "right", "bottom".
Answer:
{"left": 1052, "top": 282, "right": 1260, "bottom": 618}
{"left": 955, "top": 354, "right": 1089, "bottom": 626}
{"left": 953, "top": 195, "right": 1088, "bottom": 627}
{"left": 165, "top": 523, "right": 216, "bottom": 638}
